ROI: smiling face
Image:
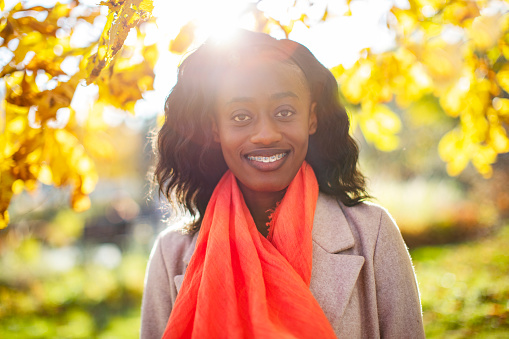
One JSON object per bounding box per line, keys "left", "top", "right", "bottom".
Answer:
{"left": 213, "top": 57, "right": 317, "bottom": 198}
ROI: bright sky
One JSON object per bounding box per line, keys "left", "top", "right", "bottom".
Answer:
{"left": 134, "top": 0, "right": 397, "bottom": 122}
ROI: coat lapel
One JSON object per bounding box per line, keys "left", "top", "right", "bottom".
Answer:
{"left": 174, "top": 232, "right": 198, "bottom": 293}
{"left": 310, "top": 194, "right": 365, "bottom": 323}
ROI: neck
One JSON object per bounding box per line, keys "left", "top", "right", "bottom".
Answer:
{"left": 238, "top": 183, "right": 286, "bottom": 237}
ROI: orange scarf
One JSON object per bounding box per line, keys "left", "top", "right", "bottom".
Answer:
{"left": 162, "top": 162, "right": 336, "bottom": 338}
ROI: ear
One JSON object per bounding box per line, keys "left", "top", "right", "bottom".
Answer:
{"left": 212, "top": 120, "right": 220, "bottom": 143}
{"left": 308, "top": 102, "right": 317, "bottom": 135}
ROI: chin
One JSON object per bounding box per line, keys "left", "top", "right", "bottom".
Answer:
{"left": 255, "top": 184, "right": 288, "bottom": 193}
{"left": 247, "top": 180, "right": 290, "bottom": 194}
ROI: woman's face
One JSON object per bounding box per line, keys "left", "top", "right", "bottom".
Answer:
{"left": 213, "top": 58, "right": 317, "bottom": 196}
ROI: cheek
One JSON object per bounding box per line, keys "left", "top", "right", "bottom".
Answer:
{"left": 217, "top": 128, "right": 244, "bottom": 154}
{"left": 288, "top": 127, "right": 311, "bottom": 147}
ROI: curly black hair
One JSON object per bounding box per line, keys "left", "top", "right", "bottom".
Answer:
{"left": 153, "top": 30, "right": 370, "bottom": 233}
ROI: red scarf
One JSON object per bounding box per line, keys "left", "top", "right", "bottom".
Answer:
{"left": 162, "top": 162, "right": 336, "bottom": 338}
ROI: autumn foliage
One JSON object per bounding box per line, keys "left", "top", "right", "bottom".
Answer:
{"left": 334, "top": 1, "right": 509, "bottom": 177}
{"left": 1, "top": 0, "right": 509, "bottom": 228}
{"left": 0, "top": 0, "right": 155, "bottom": 228}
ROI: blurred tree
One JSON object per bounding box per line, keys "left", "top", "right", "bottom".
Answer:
{"left": 334, "top": 0, "right": 509, "bottom": 179}
{"left": 1, "top": 0, "right": 508, "bottom": 228}
{"left": 0, "top": 0, "right": 156, "bottom": 227}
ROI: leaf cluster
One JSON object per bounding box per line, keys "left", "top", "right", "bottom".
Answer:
{"left": 334, "top": 0, "right": 509, "bottom": 177}
{"left": 0, "top": 0, "right": 155, "bottom": 228}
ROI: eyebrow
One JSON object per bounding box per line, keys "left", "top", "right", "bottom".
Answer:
{"left": 270, "top": 91, "right": 298, "bottom": 100}
{"left": 226, "top": 91, "right": 299, "bottom": 105}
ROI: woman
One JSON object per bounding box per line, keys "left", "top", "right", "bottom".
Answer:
{"left": 141, "top": 30, "right": 425, "bottom": 338}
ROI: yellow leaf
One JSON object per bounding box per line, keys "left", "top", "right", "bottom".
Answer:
{"left": 170, "top": 21, "right": 196, "bottom": 55}
{"left": 24, "top": 179, "right": 37, "bottom": 191}
{"left": 95, "top": 54, "right": 155, "bottom": 112}
{"left": 4, "top": 71, "right": 25, "bottom": 95}
{"left": 339, "top": 62, "right": 372, "bottom": 104}
{"left": 420, "top": 41, "right": 464, "bottom": 87}
{"left": 496, "top": 64, "right": 509, "bottom": 93}
{"left": 77, "top": 157, "right": 93, "bottom": 174}
{"left": 46, "top": 2, "right": 74, "bottom": 24}
{"left": 442, "top": 1, "right": 480, "bottom": 27}
{"left": 438, "top": 129, "right": 470, "bottom": 176}
{"left": 390, "top": 7, "right": 417, "bottom": 35}
{"left": 87, "top": 0, "right": 153, "bottom": 84}
{"left": 138, "top": 0, "right": 154, "bottom": 12}
{"left": 501, "top": 44, "right": 509, "bottom": 61}
{"left": 142, "top": 43, "right": 158, "bottom": 68}
{"left": 469, "top": 13, "right": 503, "bottom": 51}
{"left": 13, "top": 32, "right": 43, "bottom": 64}
{"left": 346, "top": 107, "right": 357, "bottom": 135}
{"left": 72, "top": 193, "right": 91, "bottom": 212}
{"left": 373, "top": 104, "right": 401, "bottom": 134}
{"left": 55, "top": 129, "right": 77, "bottom": 145}
{"left": 330, "top": 64, "right": 345, "bottom": 78}
{"left": 26, "top": 148, "right": 42, "bottom": 164}
{"left": 11, "top": 179, "right": 24, "bottom": 194}
{"left": 0, "top": 210, "right": 9, "bottom": 229}
{"left": 493, "top": 97, "right": 509, "bottom": 117}
{"left": 472, "top": 146, "right": 496, "bottom": 178}
{"left": 359, "top": 104, "right": 401, "bottom": 151}
{"left": 157, "top": 112, "right": 165, "bottom": 127}
{"left": 38, "top": 164, "right": 53, "bottom": 185}
{"left": 321, "top": 7, "right": 328, "bottom": 22}
{"left": 7, "top": 116, "right": 26, "bottom": 134}
{"left": 490, "top": 125, "right": 509, "bottom": 153}
{"left": 81, "top": 175, "right": 97, "bottom": 195}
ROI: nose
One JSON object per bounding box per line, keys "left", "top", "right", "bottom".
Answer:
{"left": 249, "top": 116, "right": 282, "bottom": 145}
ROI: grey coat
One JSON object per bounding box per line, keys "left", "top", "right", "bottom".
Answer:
{"left": 140, "top": 193, "right": 425, "bottom": 338}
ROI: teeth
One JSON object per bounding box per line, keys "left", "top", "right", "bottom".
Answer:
{"left": 247, "top": 153, "right": 287, "bottom": 163}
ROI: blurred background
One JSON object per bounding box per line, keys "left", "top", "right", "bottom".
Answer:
{"left": 1, "top": 0, "right": 509, "bottom": 338}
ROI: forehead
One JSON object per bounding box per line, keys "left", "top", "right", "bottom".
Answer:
{"left": 216, "top": 58, "right": 310, "bottom": 102}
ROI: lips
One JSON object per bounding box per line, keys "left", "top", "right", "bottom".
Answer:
{"left": 244, "top": 149, "right": 290, "bottom": 171}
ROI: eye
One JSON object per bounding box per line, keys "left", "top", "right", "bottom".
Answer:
{"left": 233, "top": 113, "right": 251, "bottom": 122}
{"left": 275, "top": 110, "right": 294, "bottom": 118}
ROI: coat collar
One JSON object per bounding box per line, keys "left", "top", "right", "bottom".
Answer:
{"left": 309, "top": 193, "right": 365, "bottom": 325}
{"left": 312, "top": 193, "right": 355, "bottom": 253}
{"left": 182, "top": 231, "right": 198, "bottom": 266}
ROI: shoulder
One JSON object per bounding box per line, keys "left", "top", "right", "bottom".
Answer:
{"left": 314, "top": 193, "right": 400, "bottom": 254}
{"left": 142, "top": 227, "right": 197, "bottom": 338}
{"left": 343, "top": 198, "right": 397, "bottom": 232}
{"left": 157, "top": 226, "right": 195, "bottom": 249}
{"left": 317, "top": 193, "right": 395, "bottom": 234}
{"left": 339, "top": 199, "right": 392, "bottom": 226}
{"left": 338, "top": 199, "right": 410, "bottom": 264}
{"left": 151, "top": 226, "right": 198, "bottom": 269}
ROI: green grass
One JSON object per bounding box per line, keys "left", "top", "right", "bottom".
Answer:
{"left": 413, "top": 225, "right": 509, "bottom": 338}
{"left": 0, "top": 238, "right": 146, "bottom": 339}
{"left": 2, "top": 225, "right": 509, "bottom": 338}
